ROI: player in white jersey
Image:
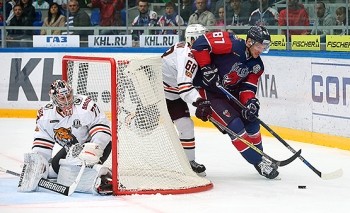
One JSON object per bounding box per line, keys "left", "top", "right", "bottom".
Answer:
{"left": 18, "top": 80, "right": 112, "bottom": 194}
{"left": 161, "top": 24, "right": 212, "bottom": 176}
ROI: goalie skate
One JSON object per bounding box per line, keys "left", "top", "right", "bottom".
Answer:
{"left": 95, "top": 175, "right": 113, "bottom": 195}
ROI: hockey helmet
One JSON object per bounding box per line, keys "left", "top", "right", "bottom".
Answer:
{"left": 185, "top": 24, "right": 208, "bottom": 44}
{"left": 246, "top": 26, "right": 271, "bottom": 53}
{"left": 49, "top": 80, "right": 74, "bottom": 116}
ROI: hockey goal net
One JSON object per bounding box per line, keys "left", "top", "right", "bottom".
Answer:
{"left": 62, "top": 55, "right": 213, "bottom": 195}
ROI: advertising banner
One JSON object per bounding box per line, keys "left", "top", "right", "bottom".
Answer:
{"left": 291, "top": 35, "right": 321, "bottom": 51}
{"left": 326, "top": 35, "right": 350, "bottom": 52}
{"left": 139, "top": 35, "right": 179, "bottom": 47}
{"left": 33, "top": 35, "right": 80, "bottom": 47}
{"left": 88, "top": 35, "right": 133, "bottom": 47}
{"left": 270, "top": 35, "right": 286, "bottom": 50}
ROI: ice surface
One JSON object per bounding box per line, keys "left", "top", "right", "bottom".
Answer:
{"left": 0, "top": 118, "right": 349, "bottom": 213}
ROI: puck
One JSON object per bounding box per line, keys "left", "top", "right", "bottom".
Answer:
{"left": 298, "top": 185, "right": 306, "bottom": 189}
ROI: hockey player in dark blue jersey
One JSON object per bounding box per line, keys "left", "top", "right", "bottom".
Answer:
{"left": 191, "top": 26, "right": 279, "bottom": 179}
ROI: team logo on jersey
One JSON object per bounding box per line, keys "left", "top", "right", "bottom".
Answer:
{"left": 45, "top": 103, "right": 54, "bottom": 109}
{"left": 53, "top": 127, "right": 78, "bottom": 146}
{"left": 223, "top": 110, "right": 231, "bottom": 118}
{"left": 74, "top": 97, "right": 82, "bottom": 105}
{"left": 252, "top": 64, "right": 261, "bottom": 74}
{"left": 72, "top": 119, "right": 82, "bottom": 129}
{"left": 230, "top": 62, "right": 249, "bottom": 77}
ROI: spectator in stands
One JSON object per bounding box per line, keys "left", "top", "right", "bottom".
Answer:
{"left": 188, "top": 0, "right": 215, "bottom": 27}
{"left": 334, "top": 6, "right": 349, "bottom": 35}
{"left": 32, "top": 0, "right": 49, "bottom": 9}
{"left": 0, "top": 2, "right": 4, "bottom": 25}
{"left": 192, "top": 0, "right": 212, "bottom": 12}
{"left": 242, "top": 0, "right": 258, "bottom": 16}
{"left": 40, "top": 2, "right": 66, "bottom": 35}
{"left": 77, "top": 0, "right": 90, "bottom": 8}
{"left": 310, "top": 1, "right": 336, "bottom": 42}
{"left": 214, "top": 0, "right": 231, "bottom": 19}
{"left": 131, "top": 0, "right": 158, "bottom": 41}
{"left": 278, "top": 0, "right": 310, "bottom": 38}
{"left": 89, "top": 0, "right": 124, "bottom": 35}
{"left": 5, "top": 0, "right": 18, "bottom": 25}
{"left": 62, "top": 0, "right": 91, "bottom": 40}
{"left": 180, "top": 0, "right": 193, "bottom": 25}
{"left": 53, "top": 0, "right": 67, "bottom": 14}
{"left": 157, "top": 1, "right": 185, "bottom": 35}
{"left": 229, "top": 0, "right": 249, "bottom": 34}
{"left": 248, "top": 0, "right": 278, "bottom": 30}
{"left": 20, "top": 0, "right": 36, "bottom": 25}
{"left": 215, "top": 6, "right": 225, "bottom": 26}
{"left": 7, "top": 4, "right": 33, "bottom": 47}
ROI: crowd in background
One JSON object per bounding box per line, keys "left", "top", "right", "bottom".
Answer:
{"left": 0, "top": 0, "right": 349, "bottom": 47}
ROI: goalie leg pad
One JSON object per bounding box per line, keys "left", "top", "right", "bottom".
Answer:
{"left": 57, "top": 159, "right": 111, "bottom": 194}
{"left": 18, "top": 153, "right": 49, "bottom": 192}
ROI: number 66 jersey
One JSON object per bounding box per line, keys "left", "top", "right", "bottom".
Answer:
{"left": 32, "top": 94, "right": 112, "bottom": 161}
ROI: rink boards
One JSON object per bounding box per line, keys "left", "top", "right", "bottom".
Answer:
{"left": 0, "top": 48, "right": 349, "bottom": 150}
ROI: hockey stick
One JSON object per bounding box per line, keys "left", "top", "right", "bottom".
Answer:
{"left": 216, "top": 84, "right": 343, "bottom": 180}
{"left": 66, "top": 161, "right": 86, "bottom": 196}
{"left": 209, "top": 117, "right": 301, "bottom": 167}
{"left": 0, "top": 162, "right": 86, "bottom": 196}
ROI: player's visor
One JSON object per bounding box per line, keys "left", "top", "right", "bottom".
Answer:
{"left": 252, "top": 40, "right": 270, "bottom": 54}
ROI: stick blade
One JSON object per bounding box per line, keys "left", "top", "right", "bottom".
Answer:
{"left": 278, "top": 149, "right": 302, "bottom": 167}
{"left": 321, "top": 169, "right": 343, "bottom": 180}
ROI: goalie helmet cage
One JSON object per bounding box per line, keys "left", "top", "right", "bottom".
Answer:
{"left": 62, "top": 55, "right": 213, "bottom": 195}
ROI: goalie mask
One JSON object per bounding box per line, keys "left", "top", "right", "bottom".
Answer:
{"left": 185, "top": 24, "right": 208, "bottom": 45}
{"left": 49, "top": 80, "right": 74, "bottom": 117}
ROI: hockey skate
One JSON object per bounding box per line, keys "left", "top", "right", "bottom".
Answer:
{"left": 254, "top": 157, "right": 279, "bottom": 179}
{"left": 95, "top": 175, "right": 113, "bottom": 195}
{"left": 190, "top": 160, "right": 206, "bottom": 177}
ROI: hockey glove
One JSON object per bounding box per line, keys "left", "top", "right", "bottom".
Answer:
{"left": 78, "top": 143, "right": 103, "bottom": 166}
{"left": 241, "top": 98, "right": 260, "bottom": 122}
{"left": 201, "top": 65, "right": 220, "bottom": 88}
{"left": 193, "top": 98, "right": 212, "bottom": 122}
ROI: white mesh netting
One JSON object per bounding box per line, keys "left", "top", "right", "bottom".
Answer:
{"left": 63, "top": 55, "right": 212, "bottom": 195}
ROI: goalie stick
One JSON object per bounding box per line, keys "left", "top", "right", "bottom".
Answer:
{"left": 209, "top": 117, "right": 301, "bottom": 167}
{"left": 0, "top": 161, "right": 86, "bottom": 196}
{"left": 216, "top": 84, "right": 343, "bottom": 180}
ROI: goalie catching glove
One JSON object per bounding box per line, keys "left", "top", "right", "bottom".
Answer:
{"left": 201, "top": 65, "right": 220, "bottom": 88}
{"left": 193, "top": 98, "right": 212, "bottom": 122}
{"left": 241, "top": 98, "right": 260, "bottom": 122}
{"left": 78, "top": 143, "right": 103, "bottom": 166}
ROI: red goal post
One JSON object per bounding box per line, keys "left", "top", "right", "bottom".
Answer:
{"left": 62, "top": 55, "right": 213, "bottom": 195}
